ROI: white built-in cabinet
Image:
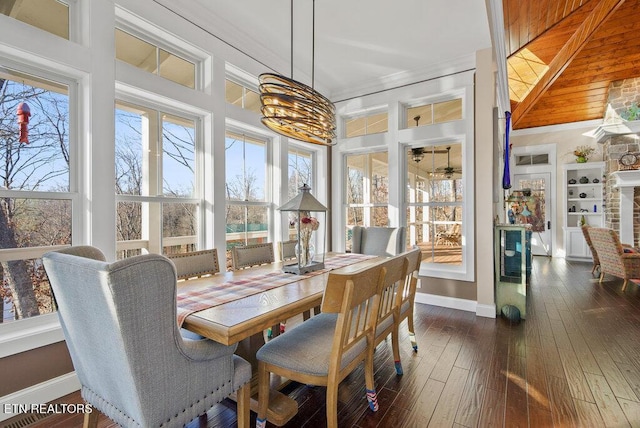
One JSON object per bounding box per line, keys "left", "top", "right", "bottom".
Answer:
{"left": 562, "top": 161, "right": 605, "bottom": 260}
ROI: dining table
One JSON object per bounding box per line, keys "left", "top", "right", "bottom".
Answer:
{"left": 176, "top": 252, "right": 382, "bottom": 426}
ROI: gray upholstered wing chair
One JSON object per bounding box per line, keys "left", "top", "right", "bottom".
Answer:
{"left": 351, "top": 226, "right": 406, "bottom": 256}
{"left": 42, "top": 246, "right": 251, "bottom": 428}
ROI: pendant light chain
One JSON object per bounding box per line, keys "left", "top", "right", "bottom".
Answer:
{"left": 312, "top": 0, "right": 315, "bottom": 90}
{"left": 290, "top": 0, "right": 294, "bottom": 79}
{"left": 258, "top": 0, "right": 336, "bottom": 146}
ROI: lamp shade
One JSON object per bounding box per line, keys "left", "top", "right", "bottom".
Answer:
{"left": 278, "top": 184, "right": 327, "bottom": 212}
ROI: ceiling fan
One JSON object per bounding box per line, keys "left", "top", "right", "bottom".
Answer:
{"left": 435, "top": 146, "right": 462, "bottom": 179}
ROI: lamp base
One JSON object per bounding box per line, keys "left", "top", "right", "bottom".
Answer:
{"left": 283, "top": 261, "right": 325, "bottom": 275}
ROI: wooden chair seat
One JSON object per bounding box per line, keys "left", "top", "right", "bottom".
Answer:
{"left": 255, "top": 260, "right": 387, "bottom": 428}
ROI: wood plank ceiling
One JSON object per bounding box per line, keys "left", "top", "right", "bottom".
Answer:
{"left": 503, "top": 0, "right": 640, "bottom": 130}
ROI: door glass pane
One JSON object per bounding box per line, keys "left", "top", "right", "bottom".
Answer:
{"left": 516, "top": 178, "right": 546, "bottom": 233}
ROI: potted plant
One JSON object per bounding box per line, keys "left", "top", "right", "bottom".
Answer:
{"left": 573, "top": 145, "right": 596, "bottom": 163}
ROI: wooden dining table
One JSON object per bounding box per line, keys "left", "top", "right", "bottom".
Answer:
{"left": 176, "top": 253, "right": 383, "bottom": 426}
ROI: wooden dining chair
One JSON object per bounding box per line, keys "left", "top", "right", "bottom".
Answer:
{"left": 167, "top": 248, "right": 220, "bottom": 280}
{"left": 373, "top": 253, "right": 409, "bottom": 375}
{"left": 255, "top": 261, "right": 387, "bottom": 428}
{"left": 230, "top": 242, "right": 282, "bottom": 337}
{"left": 398, "top": 247, "right": 423, "bottom": 354}
{"left": 231, "top": 242, "right": 275, "bottom": 271}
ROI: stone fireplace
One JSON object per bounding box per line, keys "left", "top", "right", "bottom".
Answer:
{"left": 593, "top": 77, "right": 640, "bottom": 247}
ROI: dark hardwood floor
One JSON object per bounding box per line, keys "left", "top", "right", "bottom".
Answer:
{"left": 11, "top": 256, "right": 640, "bottom": 427}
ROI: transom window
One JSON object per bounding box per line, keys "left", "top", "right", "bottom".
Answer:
{"left": 225, "top": 78, "right": 261, "bottom": 114}
{"left": 406, "top": 98, "right": 462, "bottom": 128}
{"left": 344, "top": 111, "right": 388, "bottom": 138}
{"left": 1, "top": 0, "right": 70, "bottom": 39}
{"left": 115, "top": 28, "right": 196, "bottom": 89}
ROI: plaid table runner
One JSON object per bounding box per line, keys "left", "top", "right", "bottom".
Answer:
{"left": 177, "top": 253, "right": 376, "bottom": 326}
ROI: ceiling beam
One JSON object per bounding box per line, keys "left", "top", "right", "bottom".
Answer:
{"left": 511, "top": 0, "right": 626, "bottom": 128}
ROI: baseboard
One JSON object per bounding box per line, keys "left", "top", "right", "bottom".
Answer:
{"left": 414, "top": 293, "right": 497, "bottom": 318}
{"left": 475, "top": 303, "right": 497, "bottom": 318}
{"left": 415, "top": 292, "right": 477, "bottom": 312}
{"left": 0, "top": 372, "right": 80, "bottom": 422}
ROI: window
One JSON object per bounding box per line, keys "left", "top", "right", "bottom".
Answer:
{"left": 344, "top": 111, "right": 388, "bottom": 137}
{"left": 115, "top": 28, "right": 196, "bottom": 89}
{"left": 1, "top": 0, "right": 69, "bottom": 39}
{"left": 406, "top": 144, "right": 463, "bottom": 265}
{"left": 344, "top": 152, "right": 389, "bottom": 250}
{"left": 286, "top": 147, "right": 314, "bottom": 239}
{"left": 0, "top": 68, "right": 73, "bottom": 323}
{"left": 225, "top": 79, "right": 261, "bottom": 114}
{"left": 516, "top": 154, "right": 549, "bottom": 165}
{"left": 406, "top": 98, "right": 462, "bottom": 128}
{"left": 225, "top": 131, "right": 270, "bottom": 265}
{"left": 115, "top": 101, "right": 199, "bottom": 258}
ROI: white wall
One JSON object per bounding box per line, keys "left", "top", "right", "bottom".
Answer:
{"left": 510, "top": 120, "right": 603, "bottom": 257}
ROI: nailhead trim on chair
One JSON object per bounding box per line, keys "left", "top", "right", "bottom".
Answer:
{"left": 83, "top": 378, "right": 240, "bottom": 427}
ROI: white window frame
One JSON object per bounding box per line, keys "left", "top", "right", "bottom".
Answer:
{"left": 0, "top": 61, "right": 80, "bottom": 356}
{"left": 343, "top": 149, "right": 390, "bottom": 229}
{"left": 114, "top": 95, "right": 205, "bottom": 255}
{"left": 342, "top": 105, "right": 389, "bottom": 138}
{"left": 224, "top": 127, "right": 274, "bottom": 246}
{"left": 115, "top": 7, "right": 207, "bottom": 91}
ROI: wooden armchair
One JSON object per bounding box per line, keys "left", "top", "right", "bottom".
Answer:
{"left": 436, "top": 223, "right": 461, "bottom": 246}
{"left": 587, "top": 227, "right": 640, "bottom": 291}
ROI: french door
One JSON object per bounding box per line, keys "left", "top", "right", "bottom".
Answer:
{"left": 513, "top": 173, "right": 551, "bottom": 256}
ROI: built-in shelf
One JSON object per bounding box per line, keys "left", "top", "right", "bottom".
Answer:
{"left": 562, "top": 161, "right": 605, "bottom": 260}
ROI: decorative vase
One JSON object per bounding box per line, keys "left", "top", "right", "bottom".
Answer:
{"left": 295, "top": 242, "right": 314, "bottom": 266}
{"left": 576, "top": 156, "right": 587, "bottom": 163}
{"left": 579, "top": 176, "right": 589, "bottom": 184}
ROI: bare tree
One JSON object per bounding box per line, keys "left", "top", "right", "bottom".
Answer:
{"left": 0, "top": 79, "right": 70, "bottom": 320}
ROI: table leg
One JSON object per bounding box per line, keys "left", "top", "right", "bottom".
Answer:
{"left": 235, "top": 332, "right": 298, "bottom": 426}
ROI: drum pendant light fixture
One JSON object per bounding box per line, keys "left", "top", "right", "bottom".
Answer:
{"left": 259, "top": 0, "right": 336, "bottom": 146}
